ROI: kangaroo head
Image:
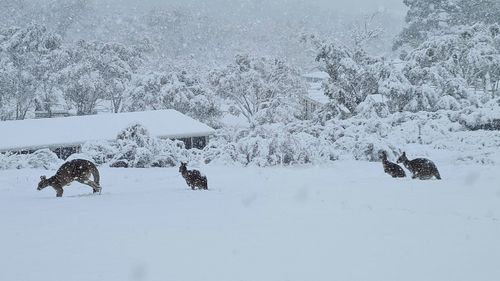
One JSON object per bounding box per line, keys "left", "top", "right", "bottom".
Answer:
{"left": 396, "top": 152, "right": 407, "bottom": 164}
{"left": 379, "top": 151, "right": 387, "bottom": 161}
{"left": 179, "top": 162, "right": 187, "bottom": 173}
{"left": 37, "top": 176, "right": 50, "bottom": 191}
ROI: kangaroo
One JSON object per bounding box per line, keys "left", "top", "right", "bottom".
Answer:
{"left": 179, "top": 162, "right": 208, "bottom": 190}
{"left": 396, "top": 152, "right": 441, "bottom": 180}
{"left": 380, "top": 151, "right": 406, "bottom": 178}
{"left": 37, "top": 159, "right": 101, "bottom": 197}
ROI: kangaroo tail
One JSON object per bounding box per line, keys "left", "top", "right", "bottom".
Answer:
{"left": 90, "top": 163, "right": 100, "bottom": 185}
{"left": 435, "top": 170, "right": 441, "bottom": 180}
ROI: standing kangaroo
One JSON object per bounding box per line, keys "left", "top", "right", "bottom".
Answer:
{"left": 397, "top": 152, "right": 441, "bottom": 180}
{"left": 179, "top": 162, "right": 208, "bottom": 190}
{"left": 37, "top": 159, "right": 101, "bottom": 197}
{"left": 380, "top": 151, "right": 406, "bottom": 178}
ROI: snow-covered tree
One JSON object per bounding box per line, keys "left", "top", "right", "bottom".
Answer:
{"left": 128, "top": 70, "right": 222, "bottom": 127}
{"left": 348, "top": 12, "right": 384, "bottom": 50}
{"left": 210, "top": 54, "right": 307, "bottom": 127}
{"left": 316, "top": 43, "right": 380, "bottom": 117}
{"left": 377, "top": 62, "right": 414, "bottom": 113}
{"left": 59, "top": 40, "right": 142, "bottom": 115}
{"left": 404, "top": 24, "right": 500, "bottom": 102}
{"left": 395, "top": 0, "right": 500, "bottom": 54}
{"left": 394, "top": 0, "right": 459, "bottom": 51}
{"left": 452, "top": 0, "right": 500, "bottom": 27}
{"left": 0, "top": 25, "right": 62, "bottom": 120}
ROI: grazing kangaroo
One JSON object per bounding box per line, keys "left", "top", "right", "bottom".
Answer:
{"left": 179, "top": 162, "right": 208, "bottom": 190}
{"left": 397, "top": 152, "right": 441, "bottom": 180}
{"left": 37, "top": 159, "right": 101, "bottom": 197}
{"left": 380, "top": 151, "right": 406, "bottom": 178}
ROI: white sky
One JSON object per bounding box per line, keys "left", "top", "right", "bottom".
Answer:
{"left": 304, "top": 0, "right": 407, "bottom": 14}
{"left": 103, "top": 0, "right": 408, "bottom": 15}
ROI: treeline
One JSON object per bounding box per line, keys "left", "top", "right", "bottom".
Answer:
{"left": 0, "top": 25, "right": 308, "bottom": 128}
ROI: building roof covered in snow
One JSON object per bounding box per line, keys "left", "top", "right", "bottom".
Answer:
{"left": 0, "top": 110, "right": 215, "bottom": 152}
{"left": 301, "top": 71, "right": 330, "bottom": 106}
{"left": 302, "top": 71, "right": 329, "bottom": 80}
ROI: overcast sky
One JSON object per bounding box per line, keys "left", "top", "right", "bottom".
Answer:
{"left": 103, "top": 0, "right": 408, "bottom": 15}
{"left": 303, "top": 0, "right": 406, "bottom": 14}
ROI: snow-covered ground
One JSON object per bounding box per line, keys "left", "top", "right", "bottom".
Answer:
{"left": 1, "top": 161, "right": 499, "bottom": 281}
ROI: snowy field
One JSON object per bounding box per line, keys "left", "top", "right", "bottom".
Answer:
{"left": 1, "top": 160, "right": 500, "bottom": 281}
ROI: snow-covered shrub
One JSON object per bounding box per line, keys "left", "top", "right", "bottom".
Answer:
{"left": 403, "top": 85, "right": 439, "bottom": 112}
{"left": 26, "top": 149, "right": 62, "bottom": 169}
{"left": 3, "top": 155, "right": 24, "bottom": 170}
{"left": 325, "top": 118, "right": 398, "bottom": 161}
{"left": 81, "top": 141, "right": 118, "bottom": 164}
{"left": 352, "top": 138, "right": 398, "bottom": 162}
{"left": 204, "top": 123, "right": 338, "bottom": 166}
{"left": 355, "top": 94, "right": 390, "bottom": 118}
{"left": 0, "top": 149, "right": 61, "bottom": 170}
{"left": 116, "top": 124, "right": 151, "bottom": 146}
{"left": 109, "top": 124, "right": 156, "bottom": 167}
{"left": 436, "top": 95, "right": 461, "bottom": 111}
{"left": 79, "top": 124, "right": 191, "bottom": 168}
{"left": 112, "top": 124, "right": 157, "bottom": 168}
{"left": 381, "top": 111, "right": 464, "bottom": 146}
{"left": 3, "top": 154, "right": 27, "bottom": 170}
{"left": 314, "top": 102, "right": 352, "bottom": 122}
{"left": 204, "top": 109, "right": 475, "bottom": 165}
{"left": 153, "top": 138, "right": 191, "bottom": 167}
{"left": 458, "top": 98, "right": 500, "bottom": 130}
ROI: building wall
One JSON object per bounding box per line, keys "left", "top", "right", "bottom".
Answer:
{"left": 302, "top": 98, "right": 324, "bottom": 119}
{"left": 175, "top": 136, "right": 208, "bottom": 150}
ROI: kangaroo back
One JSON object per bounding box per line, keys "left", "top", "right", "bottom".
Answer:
{"left": 397, "top": 152, "right": 441, "bottom": 180}
{"left": 179, "top": 162, "right": 208, "bottom": 190}
{"left": 55, "top": 159, "right": 95, "bottom": 181}
{"left": 408, "top": 158, "right": 441, "bottom": 180}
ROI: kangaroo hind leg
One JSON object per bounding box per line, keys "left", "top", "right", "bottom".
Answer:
{"left": 78, "top": 179, "right": 102, "bottom": 194}
{"left": 88, "top": 180, "right": 102, "bottom": 194}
